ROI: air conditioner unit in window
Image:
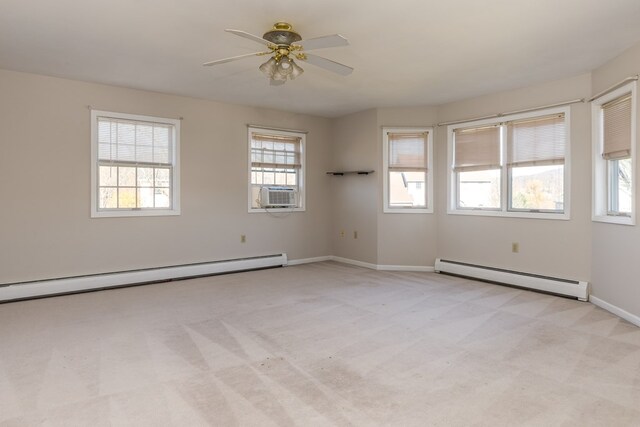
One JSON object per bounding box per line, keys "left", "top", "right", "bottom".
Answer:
{"left": 260, "top": 186, "right": 297, "bottom": 207}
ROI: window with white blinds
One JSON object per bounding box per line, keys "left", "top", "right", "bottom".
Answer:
{"left": 602, "top": 94, "right": 632, "bottom": 160}
{"left": 388, "top": 132, "right": 428, "bottom": 170}
{"left": 91, "top": 110, "right": 180, "bottom": 217}
{"left": 507, "top": 114, "right": 566, "bottom": 167}
{"left": 248, "top": 128, "right": 305, "bottom": 211}
{"left": 448, "top": 106, "right": 569, "bottom": 218}
{"left": 98, "top": 118, "right": 172, "bottom": 165}
{"left": 383, "top": 128, "right": 433, "bottom": 212}
{"left": 453, "top": 126, "right": 501, "bottom": 172}
{"left": 592, "top": 82, "right": 636, "bottom": 224}
{"left": 251, "top": 134, "right": 301, "bottom": 170}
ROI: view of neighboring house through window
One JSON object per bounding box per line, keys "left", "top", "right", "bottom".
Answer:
{"left": 383, "top": 128, "right": 433, "bottom": 213}
{"left": 248, "top": 127, "right": 305, "bottom": 211}
{"left": 448, "top": 106, "right": 569, "bottom": 218}
{"left": 91, "top": 110, "right": 180, "bottom": 217}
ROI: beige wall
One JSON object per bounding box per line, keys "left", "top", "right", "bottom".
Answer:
{"left": 0, "top": 69, "right": 333, "bottom": 283}
{"left": 376, "top": 107, "right": 439, "bottom": 266}
{"left": 590, "top": 42, "right": 640, "bottom": 316}
{"left": 434, "top": 74, "right": 593, "bottom": 281}
{"left": 329, "top": 106, "right": 440, "bottom": 267}
{"left": 329, "top": 109, "right": 379, "bottom": 264}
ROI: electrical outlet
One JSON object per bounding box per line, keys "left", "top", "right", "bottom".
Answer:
{"left": 354, "top": 231, "right": 358, "bottom": 239}
{"left": 512, "top": 242, "right": 519, "bottom": 253}
{"left": 340, "top": 230, "right": 345, "bottom": 238}
{"left": 241, "top": 235, "right": 246, "bottom": 243}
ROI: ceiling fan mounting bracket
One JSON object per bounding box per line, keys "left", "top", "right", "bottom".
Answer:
{"left": 263, "top": 22, "right": 302, "bottom": 46}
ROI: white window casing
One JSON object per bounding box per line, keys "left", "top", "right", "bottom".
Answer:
{"left": 592, "top": 81, "right": 637, "bottom": 225}
{"left": 248, "top": 127, "right": 306, "bottom": 212}
{"left": 90, "top": 110, "right": 180, "bottom": 218}
{"left": 447, "top": 106, "right": 571, "bottom": 220}
{"left": 383, "top": 127, "right": 434, "bottom": 213}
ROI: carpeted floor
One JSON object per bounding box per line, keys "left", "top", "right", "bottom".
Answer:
{"left": 1, "top": 261, "right": 639, "bottom": 426}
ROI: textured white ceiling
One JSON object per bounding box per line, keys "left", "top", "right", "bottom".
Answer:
{"left": 1, "top": 0, "right": 640, "bottom": 117}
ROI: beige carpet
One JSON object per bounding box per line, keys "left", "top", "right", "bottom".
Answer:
{"left": 1, "top": 261, "right": 639, "bottom": 426}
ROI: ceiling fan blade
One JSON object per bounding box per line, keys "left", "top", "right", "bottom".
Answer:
{"left": 225, "top": 29, "right": 272, "bottom": 46}
{"left": 203, "top": 51, "right": 270, "bottom": 66}
{"left": 295, "top": 34, "right": 349, "bottom": 51}
{"left": 303, "top": 53, "right": 353, "bottom": 76}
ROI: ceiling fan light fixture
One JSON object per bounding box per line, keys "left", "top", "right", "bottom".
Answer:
{"left": 290, "top": 60, "right": 304, "bottom": 79}
{"left": 277, "top": 57, "right": 294, "bottom": 76}
{"left": 271, "top": 67, "right": 287, "bottom": 81}
{"left": 259, "top": 57, "right": 277, "bottom": 76}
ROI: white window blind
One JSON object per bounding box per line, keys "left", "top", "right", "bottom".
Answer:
{"left": 603, "top": 94, "right": 632, "bottom": 160}
{"left": 388, "top": 132, "right": 428, "bottom": 171}
{"left": 251, "top": 133, "right": 301, "bottom": 169}
{"left": 98, "top": 117, "right": 173, "bottom": 165}
{"left": 506, "top": 113, "right": 566, "bottom": 167}
{"left": 453, "top": 125, "right": 501, "bottom": 172}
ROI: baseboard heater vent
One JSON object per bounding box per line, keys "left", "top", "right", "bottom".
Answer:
{"left": 0, "top": 253, "right": 288, "bottom": 303}
{"left": 434, "top": 258, "right": 589, "bottom": 301}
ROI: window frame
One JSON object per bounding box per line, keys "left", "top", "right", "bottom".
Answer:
{"left": 447, "top": 106, "right": 571, "bottom": 220}
{"left": 382, "top": 127, "right": 434, "bottom": 214}
{"left": 247, "top": 127, "right": 306, "bottom": 213}
{"left": 90, "top": 110, "right": 181, "bottom": 218}
{"left": 592, "top": 81, "right": 637, "bottom": 226}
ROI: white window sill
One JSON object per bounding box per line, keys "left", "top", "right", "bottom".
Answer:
{"left": 447, "top": 208, "right": 569, "bottom": 220}
{"left": 248, "top": 207, "right": 305, "bottom": 214}
{"left": 384, "top": 207, "right": 433, "bottom": 214}
{"left": 592, "top": 214, "right": 635, "bottom": 226}
{"left": 91, "top": 209, "right": 180, "bottom": 218}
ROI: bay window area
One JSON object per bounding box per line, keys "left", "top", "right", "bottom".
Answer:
{"left": 447, "top": 106, "right": 570, "bottom": 219}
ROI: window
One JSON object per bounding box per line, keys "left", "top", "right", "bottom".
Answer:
{"left": 592, "top": 81, "right": 636, "bottom": 225}
{"left": 447, "top": 106, "right": 570, "bottom": 219}
{"left": 90, "top": 110, "right": 180, "bottom": 217}
{"left": 383, "top": 128, "right": 433, "bottom": 213}
{"left": 248, "top": 127, "right": 305, "bottom": 211}
{"left": 454, "top": 125, "right": 501, "bottom": 209}
{"left": 507, "top": 114, "right": 566, "bottom": 212}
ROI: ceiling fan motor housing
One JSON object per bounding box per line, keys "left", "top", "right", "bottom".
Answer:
{"left": 263, "top": 22, "right": 302, "bottom": 46}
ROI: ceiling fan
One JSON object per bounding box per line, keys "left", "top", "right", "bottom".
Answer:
{"left": 203, "top": 22, "right": 353, "bottom": 86}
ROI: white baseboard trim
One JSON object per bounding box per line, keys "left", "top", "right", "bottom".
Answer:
{"left": 1, "top": 253, "right": 435, "bottom": 303}
{"left": 0, "top": 254, "right": 288, "bottom": 303}
{"left": 377, "top": 264, "right": 435, "bottom": 272}
{"left": 330, "top": 256, "right": 434, "bottom": 272}
{"left": 287, "top": 256, "right": 332, "bottom": 266}
{"left": 330, "top": 256, "right": 379, "bottom": 270}
{"left": 590, "top": 296, "right": 640, "bottom": 328}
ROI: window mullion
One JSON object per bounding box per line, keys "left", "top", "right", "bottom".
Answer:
{"left": 500, "top": 124, "right": 508, "bottom": 212}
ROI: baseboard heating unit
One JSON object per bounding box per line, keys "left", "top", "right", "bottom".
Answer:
{"left": 0, "top": 253, "right": 288, "bottom": 303}
{"left": 434, "top": 258, "right": 589, "bottom": 301}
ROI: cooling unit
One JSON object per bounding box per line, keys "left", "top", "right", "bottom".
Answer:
{"left": 260, "top": 186, "right": 297, "bottom": 207}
